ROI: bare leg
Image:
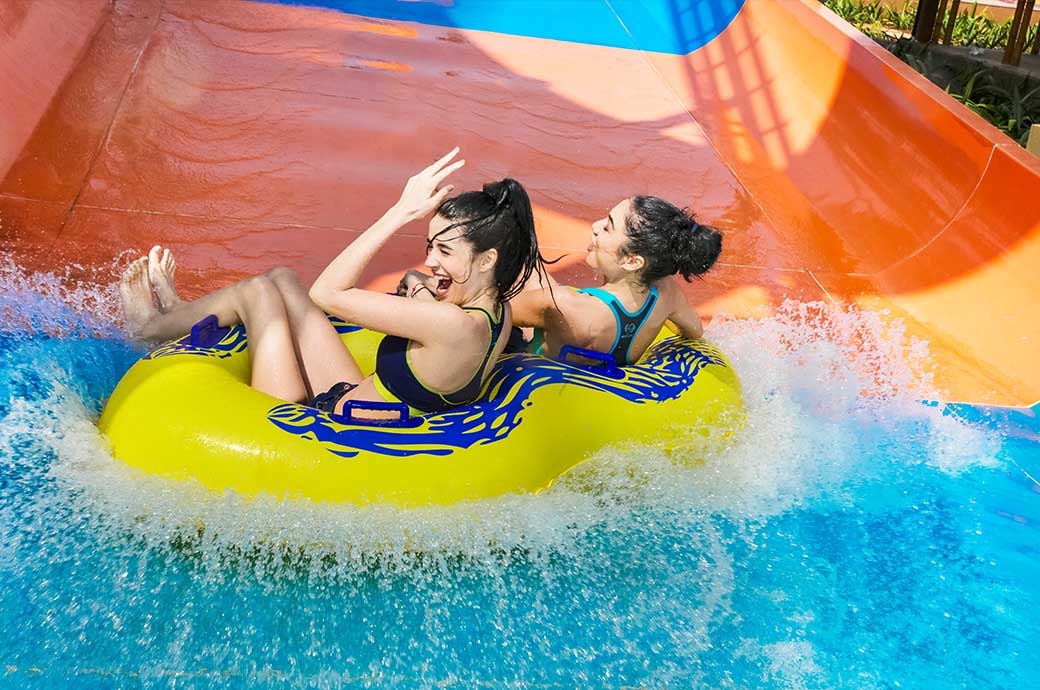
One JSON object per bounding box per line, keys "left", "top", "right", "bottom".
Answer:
{"left": 123, "top": 259, "right": 306, "bottom": 399}
{"left": 120, "top": 257, "right": 161, "bottom": 337}
{"left": 147, "top": 245, "right": 182, "bottom": 313}
{"left": 225, "top": 275, "right": 309, "bottom": 402}
{"left": 134, "top": 276, "right": 254, "bottom": 343}
{"left": 266, "top": 267, "right": 364, "bottom": 396}
{"left": 128, "top": 248, "right": 363, "bottom": 399}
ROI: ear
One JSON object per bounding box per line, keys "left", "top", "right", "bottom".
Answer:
{"left": 620, "top": 252, "right": 645, "bottom": 275}
{"left": 477, "top": 247, "right": 498, "bottom": 274}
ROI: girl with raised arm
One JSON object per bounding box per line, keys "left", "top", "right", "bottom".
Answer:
{"left": 118, "top": 148, "right": 543, "bottom": 416}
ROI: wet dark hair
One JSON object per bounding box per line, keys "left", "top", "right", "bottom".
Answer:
{"left": 623, "top": 196, "right": 722, "bottom": 285}
{"left": 433, "top": 178, "right": 546, "bottom": 302}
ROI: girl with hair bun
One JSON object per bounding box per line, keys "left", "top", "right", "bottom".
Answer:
{"left": 119, "top": 148, "right": 545, "bottom": 417}
{"left": 509, "top": 196, "right": 722, "bottom": 366}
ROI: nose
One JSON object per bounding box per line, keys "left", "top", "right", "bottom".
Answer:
{"left": 423, "top": 252, "right": 439, "bottom": 270}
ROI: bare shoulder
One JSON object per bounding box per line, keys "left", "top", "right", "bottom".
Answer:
{"left": 654, "top": 277, "right": 685, "bottom": 306}
{"left": 430, "top": 301, "right": 489, "bottom": 344}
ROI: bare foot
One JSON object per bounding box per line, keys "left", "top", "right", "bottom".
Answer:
{"left": 147, "top": 244, "right": 182, "bottom": 313}
{"left": 120, "top": 256, "right": 160, "bottom": 337}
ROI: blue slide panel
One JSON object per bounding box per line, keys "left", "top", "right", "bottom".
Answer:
{"left": 260, "top": 0, "right": 745, "bottom": 54}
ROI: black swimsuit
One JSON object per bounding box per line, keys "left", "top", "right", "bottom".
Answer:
{"left": 310, "top": 381, "right": 357, "bottom": 413}
{"left": 575, "top": 286, "right": 660, "bottom": 366}
{"left": 372, "top": 306, "right": 505, "bottom": 414}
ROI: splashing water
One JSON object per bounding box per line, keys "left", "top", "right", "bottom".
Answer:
{"left": 1, "top": 257, "right": 1036, "bottom": 689}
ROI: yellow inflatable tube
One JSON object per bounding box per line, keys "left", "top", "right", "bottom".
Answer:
{"left": 98, "top": 316, "right": 744, "bottom": 506}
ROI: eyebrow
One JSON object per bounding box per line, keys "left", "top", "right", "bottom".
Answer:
{"left": 607, "top": 212, "right": 615, "bottom": 230}
{"left": 428, "top": 232, "right": 462, "bottom": 245}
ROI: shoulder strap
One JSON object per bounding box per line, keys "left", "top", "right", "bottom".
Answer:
{"left": 462, "top": 304, "right": 503, "bottom": 327}
{"left": 578, "top": 286, "right": 659, "bottom": 365}
{"left": 460, "top": 304, "right": 505, "bottom": 373}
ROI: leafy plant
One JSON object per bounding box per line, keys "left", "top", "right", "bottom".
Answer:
{"left": 821, "top": 0, "right": 1038, "bottom": 50}
{"left": 823, "top": 1, "right": 1040, "bottom": 147}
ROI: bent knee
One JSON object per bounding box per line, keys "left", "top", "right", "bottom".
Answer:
{"left": 266, "top": 266, "right": 314, "bottom": 304}
{"left": 236, "top": 274, "right": 281, "bottom": 304}
{"left": 266, "top": 266, "right": 301, "bottom": 286}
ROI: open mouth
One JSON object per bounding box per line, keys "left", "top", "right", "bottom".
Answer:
{"left": 434, "top": 276, "right": 453, "bottom": 297}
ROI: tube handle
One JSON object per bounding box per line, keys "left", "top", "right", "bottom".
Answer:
{"left": 189, "top": 315, "right": 231, "bottom": 348}
{"left": 336, "top": 399, "right": 415, "bottom": 427}
{"left": 558, "top": 345, "right": 624, "bottom": 378}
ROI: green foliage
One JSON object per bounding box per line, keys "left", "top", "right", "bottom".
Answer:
{"left": 946, "top": 3, "right": 1039, "bottom": 49}
{"left": 823, "top": 0, "right": 907, "bottom": 40}
{"left": 821, "top": 2, "right": 1040, "bottom": 147}
{"left": 821, "top": 0, "right": 1039, "bottom": 49}
{"left": 890, "top": 39, "right": 1040, "bottom": 146}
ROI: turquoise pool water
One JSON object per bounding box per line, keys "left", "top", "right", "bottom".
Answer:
{"left": 0, "top": 259, "right": 1036, "bottom": 689}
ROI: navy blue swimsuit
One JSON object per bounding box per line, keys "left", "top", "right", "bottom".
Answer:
{"left": 373, "top": 306, "right": 505, "bottom": 414}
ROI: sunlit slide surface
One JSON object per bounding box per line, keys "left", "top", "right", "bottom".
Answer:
{"left": 1, "top": 0, "right": 1037, "bottom": 686}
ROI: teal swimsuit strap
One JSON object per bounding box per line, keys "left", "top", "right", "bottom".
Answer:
{"left": 576, "top": 286, "right": 660, "bottom": 365}
{"left": 530, "top": 327, "right": 545, "bottom": 356}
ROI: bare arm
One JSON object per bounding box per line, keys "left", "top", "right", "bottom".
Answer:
{"left": 663, "top": 279, "right": 704, "bottom": 340}
{"left": 320, "top": 289, "right": 473, "bottom": 345}
{"left": 310, "top": 148, "right": 467, "bottom": 343}
{"left": 509, "top": 288, "right": 552, "bottom": 328}
{"left": 396, "top": 269, "right": 437, "bottom": 299}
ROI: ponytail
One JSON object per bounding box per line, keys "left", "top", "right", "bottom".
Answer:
{"left": 435, "top": 178, "right": 546, "bottom": 302}
{"left": 625, "top": 195, "right": 722, "bottom": 285}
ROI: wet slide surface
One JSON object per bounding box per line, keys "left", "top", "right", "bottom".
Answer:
{"left": 1, "top": 0, "right": 1038, "bottom": 410}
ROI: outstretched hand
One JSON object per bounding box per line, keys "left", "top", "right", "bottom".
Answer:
{"left": 392, "top": 147, "right": 465, "bottom": 223}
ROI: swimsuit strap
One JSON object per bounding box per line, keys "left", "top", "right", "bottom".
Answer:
{"left": 374, "top": 304, "right": 504, "bottom": 414}
{"left": 529, "top": 327, "right": 545, "bottom": 356}
{"left": 576, "top": 286, "right": 659, "bottom": 365}
{"left": 461, "top": 305, "right": 504, "bottom": 374}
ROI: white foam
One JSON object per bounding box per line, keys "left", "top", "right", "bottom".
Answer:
{"left": 0, "top": 260, "right": 1005, "bottom": 571}
{"left": 0, "top": 251, "right": 131, "bottom": 338}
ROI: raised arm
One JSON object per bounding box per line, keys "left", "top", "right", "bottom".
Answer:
{"left": 309, "top": 148, "right": 469, "bottom": 344}
{"left": 311, "top": 148, "right": 463, "bottom": 299}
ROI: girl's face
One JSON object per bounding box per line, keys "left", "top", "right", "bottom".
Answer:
{"left": 586, "top": 199, "right": 633, "bottom": 277}
{"left": 424, "top": 215, "right": 490, "bottom": 303}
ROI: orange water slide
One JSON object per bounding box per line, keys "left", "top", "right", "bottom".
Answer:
{"left": 1, "top": 0, "right": 1037, "bottom": 407}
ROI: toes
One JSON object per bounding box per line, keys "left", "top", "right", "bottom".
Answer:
{"left": 133, "top": 257, "right": 150, "bottom": 284}
{"left": 147, "top": 247, "right": 162, "bottom": 279}
{"left": 122, "top": 256, "right": 146, "bottom": 281}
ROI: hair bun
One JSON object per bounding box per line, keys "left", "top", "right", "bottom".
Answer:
{"left": 482, "top": 179, "right": 513, "bottom": 207}
{"left": 627, "top": 196, "right": 722, "bottom": 283}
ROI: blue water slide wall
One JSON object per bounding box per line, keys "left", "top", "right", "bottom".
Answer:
{"left": 261, "top": 0, "right": 746, "bottom": 54}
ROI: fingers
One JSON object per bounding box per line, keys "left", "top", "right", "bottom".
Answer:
{"left": 424, "top": 146, "right": 460, "bottom": 175}
{"left": 429, "top": 184, "right": 455, "bottom": 208}
{"left": 432, "top": 159, "right": 465, "bottom": 186}
{"left": 394, "top": 148, "right": 463, "bottom": 222}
